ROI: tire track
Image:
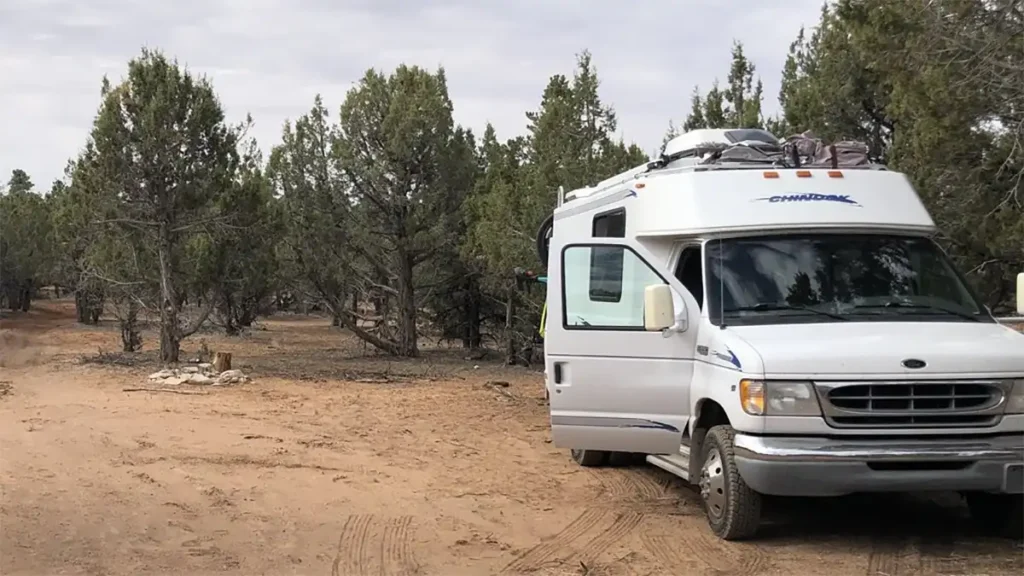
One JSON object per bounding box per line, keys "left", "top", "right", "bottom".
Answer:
{"left": 381, "top": 516, "right": 418, "bottom": 575}
{"left": 599, "top": 468, "right": 666, "bottom": 500}
{"left": 576, "top": 511, "right": 644, "bottom": 563}
{"left": 866, "top": 534, "right": 909, "bottom": 576}
{"left": 640, "top": 534, "right": 681, "bottom": 572}
{"left": 331, "top": 514, "right": 417, "bottom": 576}
{"left": 915, "top": 534, "right": 969, "bottom": 576}
{"left": 333, "top": 514, "right": 373, "bottom": 576}
{"left": 503, "top": 509, "right": 607, "bottom": 573}
{"left": 642, "top": 524, "right": 769, "bottom": 575}
{"left": 503, "top": 509, "right": 642, "bottom": 573}
{"left": 619, "top": 497, "right": 698, "bottom": 516}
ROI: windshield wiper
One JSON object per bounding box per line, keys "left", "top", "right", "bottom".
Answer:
{"left": 853, "top": 301, "right": 981, "bottom": 322}
{"left": 725, "top": 302, "right": 848, "bottom": 321}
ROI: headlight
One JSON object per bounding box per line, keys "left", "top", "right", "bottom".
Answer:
{"left": 1007, "top": 380, "right": 1024, "bottom": 414}
{"left": 740, "top": 379, "right": 821, "bottom": 416}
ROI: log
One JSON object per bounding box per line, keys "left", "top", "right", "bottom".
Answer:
{"left": 213, "top": 352, "right": 232, "bottom": 373}
{"left": 122, "top": 387, "right": 208, "bottom": 395}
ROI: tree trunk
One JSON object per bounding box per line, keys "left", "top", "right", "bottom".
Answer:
{"left": 220, "top": 291, "right": 239, "bottom": 336}
{"left": 4, "top": 287, "right": 18, "bottom": 311}
{"left": 505, "top": 292, "right": 516, "bottom": 365}
{"left": 466, "top": 277, "right": 482, "bottom": 349}
{"left": 158, "top": 222, "right": 181, "bottom": 363}
{"left": 159, "top": 323, "right": 179, "bottom": 363}
{"left": 213, "top": 352, "right": 232, "bottom": 372}
{"left": 120, "top": 302, "right": 141, "bottom": 352}
{"left": 75, "top": 290, "right": 92, "bottom": 323}
{"left": 395, "top": 251, "right": 418, "bottom": 357}
{"left": 19, "top": 279, "right": 31, "bottom": 312}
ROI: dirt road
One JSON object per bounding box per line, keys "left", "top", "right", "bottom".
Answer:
{"left": 1, "top": 301, "right": 1021, "bottom": 575}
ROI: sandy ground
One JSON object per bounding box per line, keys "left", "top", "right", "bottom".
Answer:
{"left": 1, "top": 300, "right": 1022, "bottom": 576}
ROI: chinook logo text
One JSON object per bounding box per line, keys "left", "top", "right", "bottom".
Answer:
{"left": 754, "top": 193, "right": 861, "bottom": 206}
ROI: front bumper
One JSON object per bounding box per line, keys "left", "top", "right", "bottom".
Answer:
{"left": 733, "top": 433, "right": 1024, "bottom": 497}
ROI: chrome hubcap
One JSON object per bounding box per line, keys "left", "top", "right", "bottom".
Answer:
{"left": 699, "top": 448, "right": 727, "bottom": 519}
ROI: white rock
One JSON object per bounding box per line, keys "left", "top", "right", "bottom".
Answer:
{"left": 148, "top": 370, "right": 174, "bottom": 380}
{"left": 181, "top": 366, "right": 200, "bottom": 374}
{"left": 198, "top": 363, "right": 213, "bottom": 370}
{"left": 163, "top": 376, "right": 187, "bottom": 386}
{"left": 187, "top": 373, "right": 213, "bottom": 385}
{"left": 215, "top": 370, "right": 248, "bottom": 386}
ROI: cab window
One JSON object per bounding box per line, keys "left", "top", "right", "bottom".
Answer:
{"left": 563, "top": 244, "right": 666, "bottom": 329}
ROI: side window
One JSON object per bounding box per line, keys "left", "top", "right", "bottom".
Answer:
{"left": 674, "top": 246, "right": 704, "bottom": 309}
{"left": 590, "top": 209, "right": 626, "bottom": 302}
{"left": 563, "top": 244, "right": 667, "bottom": 329}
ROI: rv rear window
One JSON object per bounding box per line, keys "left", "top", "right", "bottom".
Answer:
{"left": 592, "top": 210, "right": 625, "bottom": 237}
{"left": 590, "top": 210, "right": 626, "bottom": 302}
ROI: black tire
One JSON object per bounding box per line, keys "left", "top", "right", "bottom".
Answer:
{"left": 571, "top": 449, "right": 609, "bottom": 467}
{"left": 698, "top": 425, "right": 762, "bottom": 540}
{"left": 965, "top": 492, "right": 1024, "bottom": 539}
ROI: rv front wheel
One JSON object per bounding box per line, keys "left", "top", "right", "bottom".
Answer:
{"left": 698, "top": 425, "right": 762, "bottom": 540}
{"left": 570, "top": 449, "right": 609, "bottom": 467}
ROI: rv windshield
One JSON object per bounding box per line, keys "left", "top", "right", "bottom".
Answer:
{"left": 704, "top": 233, "right": 992, "bottom": 326}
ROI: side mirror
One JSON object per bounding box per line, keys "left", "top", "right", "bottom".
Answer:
{"left": 644, "top": 284, "right": 675, "bottom": 331}
{"left": 1017, "top": 272, "right": 1023, "bottom": 315}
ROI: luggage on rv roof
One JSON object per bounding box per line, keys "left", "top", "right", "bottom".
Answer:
{"left": 692, "top": 131, "right": 872, "bottom": 169}
{"left": 654, "top": 129, "right": 875, "bottom": 173}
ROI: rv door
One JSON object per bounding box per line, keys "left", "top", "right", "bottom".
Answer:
{"left": 546, "top": 238, "right": 698, "bottom": 455}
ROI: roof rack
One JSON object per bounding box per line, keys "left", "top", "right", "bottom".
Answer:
{"left": 557, "top": 129, "right": 886, "bottom": 205}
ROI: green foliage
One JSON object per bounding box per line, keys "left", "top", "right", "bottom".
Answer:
{"left": 270, "top": 66, "right": 475, "bottom": 356}
{"left": 0, "top": 170, "right": 54, "bottom": 310}
{"left": 17, "top": 11, "right": 1020, "bottom": 364}
{"left": 465, "top": 51, "right": 647, "bottom": 363}
{"left": 7, "top": 169, "right": 34, "bottom": 194}
{"left": 468, "top": 51, "right": 646, "bottom": 286}
{"left": 778, "top": 0, "right": 1023, "bottom": 311}
{"left": 70, "top": 48, "right": 243, "bottom": 360}
{"left": 199, "top": 132, "right": 283, "bottom": 335}
{"left": 676, "top": 41, "right": 765, "bottom": 135}
{"left": 268, "top": 95, "right": 353, "bottom": 319}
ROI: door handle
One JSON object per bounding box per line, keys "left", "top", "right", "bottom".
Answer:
{"left": 553, "top": 362, "right": 565, "bottom": 384}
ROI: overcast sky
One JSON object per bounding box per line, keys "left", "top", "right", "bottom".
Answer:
{"left": 1, "top": 0, "right": 826, "bottom": 189}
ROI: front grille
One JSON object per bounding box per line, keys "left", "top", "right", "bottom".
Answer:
{"left": 816, "top": 380, "right": 1008, "bottom": 429}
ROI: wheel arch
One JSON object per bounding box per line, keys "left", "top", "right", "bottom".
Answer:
{"left": 688, "top": 398, "right": 731, "bottom": 480}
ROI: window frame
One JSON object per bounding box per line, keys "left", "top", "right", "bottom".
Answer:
{"left": 673, "top": 243, "right": 705, "bottom": 312}
{"left": 561, "top": 241, "right": 671, "bottom": 332}
{"left": 589, "top": 208, "right": 627, "bottom": 303}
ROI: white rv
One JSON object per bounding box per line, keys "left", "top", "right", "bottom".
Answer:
{"left": 540, "top": 128, "right": 1024, "bottom": 540}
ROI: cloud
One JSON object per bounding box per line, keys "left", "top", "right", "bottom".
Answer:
{"left": 0, "top": 0, "right": 824, "bottom": 188}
